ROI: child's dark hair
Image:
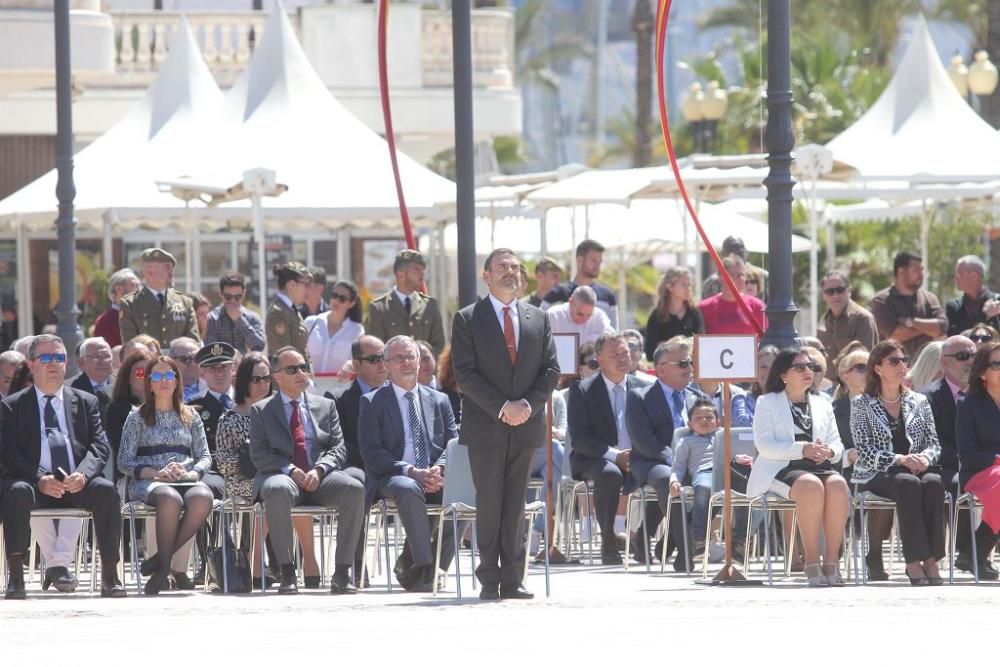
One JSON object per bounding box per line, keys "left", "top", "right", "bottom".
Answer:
{"left": 689, "top": 398, "right": 718, "bottom": 418}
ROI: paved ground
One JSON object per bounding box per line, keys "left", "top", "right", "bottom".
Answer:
{"left": 1, "top": 555, "right": 997, "bottom": 663}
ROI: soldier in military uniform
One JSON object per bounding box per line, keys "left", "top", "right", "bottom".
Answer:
{"left": 366, "top": 249, "right": 446, "bottom": 356}
{"left": 265, "top": 262, "right": 311, "bottom": 357}
{"left": 118, "top": 248, "right": 200, "bottom": 348}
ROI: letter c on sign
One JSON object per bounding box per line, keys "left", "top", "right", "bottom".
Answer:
{"left": 720, "top": 349, "right": 734, "bottom": 370}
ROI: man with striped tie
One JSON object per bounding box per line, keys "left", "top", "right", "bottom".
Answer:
{"left": 359, "top": 336, "right": 457, "bottom": 592}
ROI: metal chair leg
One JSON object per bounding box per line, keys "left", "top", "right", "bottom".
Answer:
{"left": 640, "top": 490, "right": 651, "bottom": 574}
{"left": 678, "top": 491, "right": 690, "bottom": 575}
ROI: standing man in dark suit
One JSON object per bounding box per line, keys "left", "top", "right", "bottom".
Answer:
{"left": 924, "top": 334, "right": 988, "bottom": 576}
{"left": 367, "top": 250, "right": 446, "bottom": 356}
{"left": 568, "top": 332, "right": 653, "bottom": 565}
{"left": 0, "top": 334, "right": 126, "bottom": 599}
{"left": 249, "top": 346, "right": 365, "bottom": 595}
{"left": 451, "top": 248, "right": 559, "bottom": 600}
{"left": 359, "top": 335, "right": 457, "bottom": 591}
{"left": 626, "top": 335, "right": 706, "bottom": 569}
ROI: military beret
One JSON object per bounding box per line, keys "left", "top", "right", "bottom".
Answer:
{"left": 393, "top": 249, "right": 425, "bottom": 271}
{"left": 139, "top": 247, "right": 177, "bottom": 266}
{"left": 196, "top": 341, "right": 236, "bottom": 367}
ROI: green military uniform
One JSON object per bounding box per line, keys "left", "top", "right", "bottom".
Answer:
{"left": 366, "top": 290, "right": 445, "bottom": 356}
{"left": 265, "top": 295, "right": 309, "bottom": 357}
{"left": 119, "top": 286, "right": 200, "bottom": 348}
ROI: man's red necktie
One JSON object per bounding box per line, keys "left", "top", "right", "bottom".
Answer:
{"left": 503, "top": 306, "right": 517, "bottom": 365}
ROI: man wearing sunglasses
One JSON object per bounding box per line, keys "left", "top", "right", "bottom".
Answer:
{"left": 625, "top": 335, "right": 708, "bottom": 569}
{"left": 250, "top": 346, "right": 365, "bottom": 595}
{"left": 922, "top": 335, "right": 991, "bottom": 577}
{"left": 118, "top": 247, "right": 200, "bottom": 348}
{"left": 205, "top": 271, "right": 265, "bottom": 354}
{"left": 0, "top": 334, "right": 126, "bottom": 598}
{"left": 816, "top": 270, "right": 878, "bottom": 381}
{"left": 870, "top": 251, "right": 947, "bottom": 360}
{"left": 946, "top": 255, "right": 1000, "bottom": 336}
{"left": 169, "top": 337, "right": 205, "bottom": 401}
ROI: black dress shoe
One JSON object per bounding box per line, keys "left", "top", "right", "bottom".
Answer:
{"left": 479, "top": 584, "right": 500, "bottom": 600}
{"left": 140, "top": 554, "right": 160, "bottom": 577}
{"left": 499, "top": 583, "right": 534, "bottom": 600}
{"left": 955, "top": 554, "right": 1000, "bottom": 580}
{"left": 601, "top": 548, "right": 623, "bottom": 566}
{"left": 43, "top": 566, "right": 78, "bottom": 593}
{"left": 252, "top": 574, "right": 276, "bottom": 590}
{"left": 144, "top": 571, "right": 170, "bottom": 596}
{"left": 354, "top": 566, "right": 369, "bottom": 589}
{"left": 629, "top": 540, "right": 650, "bottom": 565}
{"left": 101, "top": 576, "right": 127, "bottom": 598}
{"left": 673, "top": 554, "right": 693, "bottom": 573}
{"left": 330, "top": 568, "right": 357, "bottom": 595}
{"left": 278, "top": 564, "right": 298, "bottom": 595}
{"left": 304, "top": 575, "right": 322, "bottom": 589}
{"left": 408, "top": 566, "right": 434, "bottom": 593}
{"left": 171, "top": 571, "right": 195, "bottom": 590}
{"left": 5, "top": 564, "right": 26, "bottom": 600}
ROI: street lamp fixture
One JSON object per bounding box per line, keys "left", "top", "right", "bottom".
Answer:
{"left": 681, "top": 81, "right": 726, "bottom": 154}
{"left": 948, "top": 50, "right": 999, "bottom": 114}
{"left": 947, "top": 53, "right": 969, "bottom": 97}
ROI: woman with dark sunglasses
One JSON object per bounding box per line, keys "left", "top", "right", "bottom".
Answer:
{"left": 955, "top": 341, "right": 1000, "bottom": 576}
{"left": 967, "top": 324, "right": 999, "bottom": 350}
{"left": 105, "top": 349, "right": 155, "bottom": 482}
{"left": 850, "top": 340, "right": 944, "bottom": 585}
{"left": 118, "top": 356, "right": 214, "bottom": 594}
{"left": 304, "top": 280, "right": 364, "bottom": 374}
{"left": 748, "top": 347, "right": 848, "bottom": 586}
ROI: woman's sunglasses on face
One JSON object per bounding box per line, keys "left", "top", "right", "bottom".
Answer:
{"left": 150, "top": 370, "right": 177, "bottom": 383}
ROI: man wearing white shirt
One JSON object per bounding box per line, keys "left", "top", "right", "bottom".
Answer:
{"left": 568, "top": 332, "right": 653, "bottom": 565}
{"left": 359, "top": 336, "right": 457, "bottom": 591}
{"left": 546, "top": 285, "right": 614, "bottom": 346}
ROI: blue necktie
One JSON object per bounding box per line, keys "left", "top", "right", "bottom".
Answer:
{"left": 613, "top": 385, "right": 630, "bottom": 450}
{"left": 406, "top": 391, "right": 430, "bottom": 468}
{"left": 45, "top": 395, "right": 71, "bottom": 474}
{"left": 671, "top": 390, "right": 685, "bottom": 429}
{"left": 221, "top": 394, "right": 234, "bottom": 410}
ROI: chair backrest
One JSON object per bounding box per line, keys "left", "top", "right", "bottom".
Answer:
{"left": 442, "top": 438, "right": 477, "bottom": 507}
{"left": 711, "top": 427, "right": 757, "bottom": 491}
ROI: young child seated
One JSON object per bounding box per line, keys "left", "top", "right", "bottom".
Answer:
{"left": 669, "top": 399, "right": 722, "bottom": 557}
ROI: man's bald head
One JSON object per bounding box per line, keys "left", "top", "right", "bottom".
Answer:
{"left": 941, "top": 334, "right": 977, "bottom": 388}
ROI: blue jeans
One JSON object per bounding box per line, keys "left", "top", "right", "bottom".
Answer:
{"left": 688, "top": 469, "right": 714, "bottom": 548}
{"left": 529, "top": 441, "right": 565, "bottom": 534}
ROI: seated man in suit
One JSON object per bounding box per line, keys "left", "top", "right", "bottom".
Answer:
{"left": 568, "top": 332, "right": 653, "bottom": 565}
{"left": 250, "top": 346, "right": 365, "bottom": 595}
{"left": 924, "top": 335, "right": 987, "bottom": 576}
{"left": 626, "top": 335, "right": 708, "bottom": 569}
{"left": 328, "top": 334, "right": 387, "bottom": 584}
{"left": 0, "top": 334, "right": 126, "bottom": 599}
{"left": 68, "top": 337, "right": 113, "bottom": 413}
{"left": 360, "top": 336, "right": 458, "bottom": 591}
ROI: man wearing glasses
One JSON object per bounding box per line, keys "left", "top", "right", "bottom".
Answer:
{"left": 169, "top": 337, "right": 204, "bottom": 401}
{"left": 250, "top": 346, "right": 364, "bottom": 595}
{"left": 205, "top": 271, "right": 265, "bottom": 353}
{"left": 67, "top": 337, "right": 114, "bottom": 418}
{"left": 816, "top": 269, "right": 878, "bottom": 381}
{"left": 0, "top": 334, "right": 126, "bottom": 598}
{"left": 923, "top": 335, "right": 990, "bottom": 577}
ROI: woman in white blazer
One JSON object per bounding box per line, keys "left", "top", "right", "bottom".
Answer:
{"left": 850, "top": 340, "right": 943, "bottom": 586}
{"left": 749, "top": 347, "right": 848, "bottom": 586}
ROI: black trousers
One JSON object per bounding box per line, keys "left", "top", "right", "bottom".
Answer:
{"left": 865, "top": 468, "right": 945, "bottom": 563}
{"left": 468, "top": 441, "right": 535, "bottom": 587}
{"left": 576, "top": 459, "right": 625, "bottom": 551}
{"left": 3, "top": 477, "right": 121, "bottom": 569}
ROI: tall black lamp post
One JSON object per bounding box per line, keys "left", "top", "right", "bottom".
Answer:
{"left": 760, "top": 0, "right": 799, "bottom": 349}
{"left": 53, "top": 0, "right": 81, "bottom": 365}
{"left": 453, "top": 0, "right": 477, "bottom": 308}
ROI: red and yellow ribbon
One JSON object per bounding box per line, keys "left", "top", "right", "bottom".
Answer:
{"left": 655, "top": 0, "right": 764, "bottom": 335}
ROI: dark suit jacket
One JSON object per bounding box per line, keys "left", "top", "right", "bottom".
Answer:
{"left": 923, "top": 379, "right": 959, "bottom": 471}
{"left": 188, "top": 391, "right": 227, "bottom": 456}
{"left": 832, "top": 395, "right": 854, "bottom": 453}
{"left": 451, "top": 297, "right": 559, "bottom": 450}
{"left": 249, "top": 391, "right": 347, "bottom": 499}
{"left": 0, "top": 386, "right": 110, "bottom": 482}
{"left": 358, "top": 384, "right": 456, "bottom": 483}
{"left": 625, "top": 381, "right": 704, "bottom": 486}
{"left": 327, "top": 380, "right": 368, "bottom": 470}
{"left": 568, "top": 373, "right": 651, "bottom": 491}
{"left": 68, "top": 372, "right": 110, "bottom": 427}
{"left": 956, "top": 392, "right": 1000, "bottom": 487}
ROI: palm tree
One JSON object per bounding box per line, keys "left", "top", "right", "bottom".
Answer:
{"left": 632, "top": 0, "right": 654, "bottom": 166}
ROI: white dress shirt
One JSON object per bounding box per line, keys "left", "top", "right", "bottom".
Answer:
{"left": 392, "top": 383, "right": 429, "bottom": 475}
{"left": 602, "top": 374, "right": 630, "bottom": 459}
{"left": 276, "top": 292, "right": 294, "bottom": 310}
{"left": 394, "top": 288, "right": 416, "bottom": 309}
{"left": 488, "top": 293, "right": 520, "bottom": 349}
{"left": 34, "top": 387, "right": 77, "bottom": 475}
{"left": 546, "top": 302, "right": 614, "bottom": 346}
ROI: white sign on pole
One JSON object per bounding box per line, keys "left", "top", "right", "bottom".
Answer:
{"left": 694, "top": 334, "right": 758, "bottom": 383}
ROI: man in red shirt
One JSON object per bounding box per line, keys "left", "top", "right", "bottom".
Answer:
{"left": 699, "top": 255, "right": 767, "bottom": 334}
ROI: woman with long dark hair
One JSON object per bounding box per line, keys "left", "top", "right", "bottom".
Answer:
{"left": 850, "top": 340, "right": 943, "bottom": 585}
{"left": 748, "top": 347, "right": 848, "bottom": 586}
{"left": 304, "top": 280, "right": 364, "bottom": 375}
{"left": 106, "top": 349, "right": 155, "bottom": 479}
{"left": 118, "top": 356, "right": 214, "bottom": 595}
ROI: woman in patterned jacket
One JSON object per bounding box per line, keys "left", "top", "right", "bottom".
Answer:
{"left": 850, "top": 340, "right": 943, "bottom": 586}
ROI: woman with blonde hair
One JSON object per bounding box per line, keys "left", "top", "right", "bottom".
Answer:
{"left": 643, "top": 267, "right": 704, "bottom": 362}
{"left": 906, "top": 341, "right": 944, "bottom": 392}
